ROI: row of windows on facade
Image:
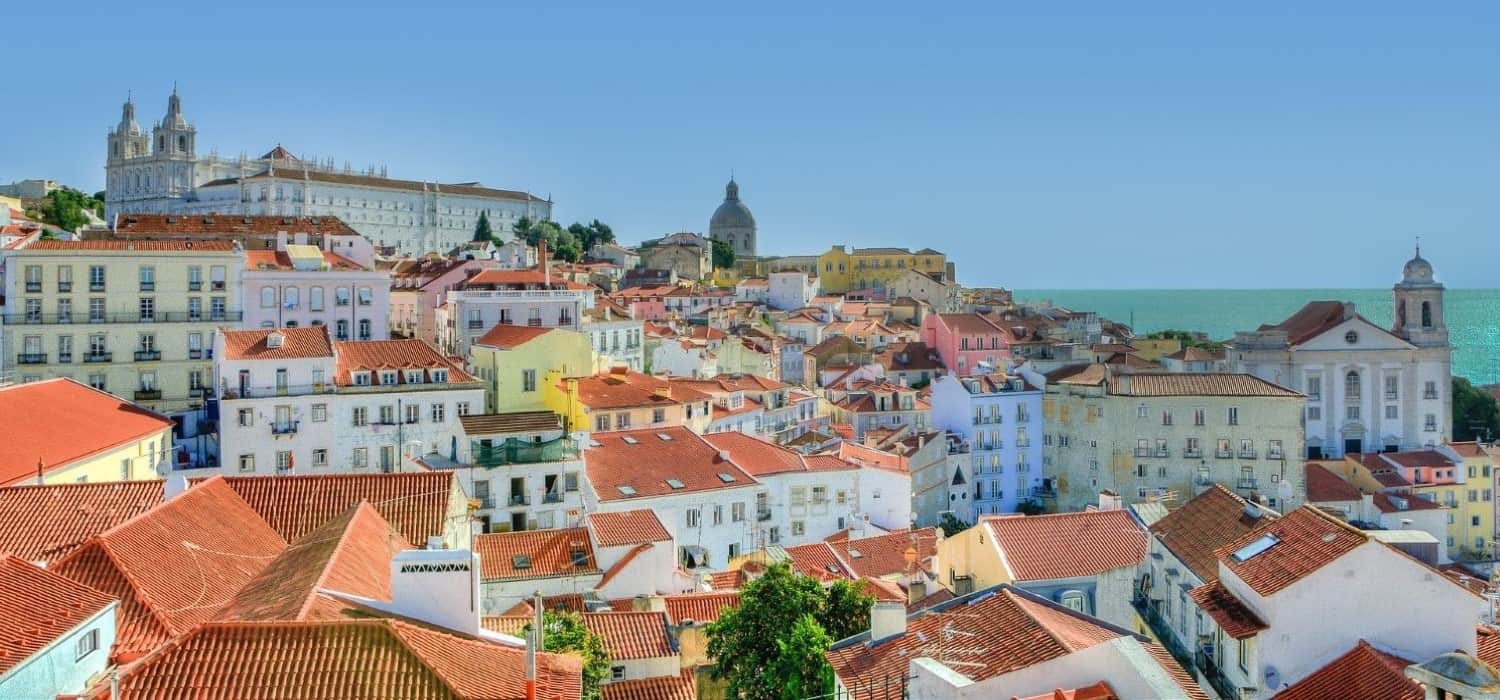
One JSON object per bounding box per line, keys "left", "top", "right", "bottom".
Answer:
{"left": 19, "top": 330, "right": 213, "bottom": 362}
{"left": 113, "top": 169, "right": 190, "bottom": 193}
{"left": 957, "top": 337, "right": 1006, "bottom": 351}
{"left": 19, "top": 296, "right": 230, "bottom": 325}
{"left": 58, "top": 368, "right": 201, "bottom": 395}
{"left": 820, "top": 258, "right": 939, "bottom": 273}
{"left": 22, "top": 264, "right": 227, "bottom": 292}
{"left": 236, "top": 399, "right": 469, "bottom": 431}
{"left": 968, "top": 428, "right": 1034, "bottom": 451}
{"left": 1306, "top": 404, "right": 1440, "bottom": 431}
{"left": 972, "top": 403, "right": 1031, "bottom": 424}
{"left": 239, "top": 445, "right": 401, "bottom": 472}
{"left": 466, "top": 308, "right": 574, "bottom": 328}
{"left": 234, "top": 366, "right": 448, "bottom": 396}
{"left": 255, "top": 318, "right": 372, "bottom": 339}
{"left": 594, "top": 328, "right": 643, "bottom": 352}
{"left": 234, "top": 189, "right": 525, "bottom": 219}
{"left": 971, "top": 453, "right": 1033, "bottom": 475}
{"left": 1305, "top": 373, "right": 1443, "bottom": 402}
{"left": 258, "top": 285, "right": 374, "bottom": 309}
{"left": 1045, "top": 434, "right": 1291, "bottom": 460}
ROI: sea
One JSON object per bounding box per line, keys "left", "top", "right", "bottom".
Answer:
{"left": 1012, "top": 289, "right": 1500, "bottom": 385}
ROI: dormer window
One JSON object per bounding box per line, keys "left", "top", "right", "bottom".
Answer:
{"left": 353, "top": 371, "right": 372, "bottom": 386}
{"left": 405, "top": 370, "right": 423, "bottom": 384}
{"left": 381, "top": 371, "right": 398, "bottom": 385}
{"left": 432, "top": 369, "right": 448, "bottom": 383}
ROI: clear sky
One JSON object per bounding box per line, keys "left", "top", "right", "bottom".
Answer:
{"left": 4, "top": 2, "right": 1499, "bottom": 288}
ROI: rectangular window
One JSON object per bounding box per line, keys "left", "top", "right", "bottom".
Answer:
{"left": 431, "top": 403, "right": 446, "bottom": 423}
{"left": 138, "top": 297, "right": 155, "bottom": 322}
{"left": 310, "top": 286, "right": 325, "bottom": 311}
{"left": 312, "top": 449, "right": 328, "bottom": 467}
{"left": 457, "top": 402, "right": 470, "bottom": 416}
{"left": 791, "top": 520, "right": 805, "bottom": 536}
{"left": 379, "top": 405, "right": 396, "bottom": 424}
{"left": 238, "top": 408, "right": 253, "bottom": 427}
{"left": 75, "top": 628, "right": 99, "bottom": 660}
{"left": 405, "top": 404, "right": 420, "bottom": 424}
{"left": 352, "top": 407, "right": 368, "bottom": 427}
{"left": 238, "top": 453, "right": 255, "bottom": 473}
{"left": 187, "top": 266, "right": 202, "bottom": 291}
{"left": 522, "top": 369, "right": 537, "bottom": 392}
{"left": 89, "top": 265, "right": 105, "bottom": 291}
{"left": 1308, "top": 406, "right": 1322, "bottom": 420}
{"left": 311, "top": 404, "right": 327, "bottom": 422}
{"left": 732, "top": 502, "right": 745, "bottom": 522}
{"left": 139, "top": 266, "right": 155, "bottom": 291}
{"left": 276, "top": 451, "right": 293, "bottom": 471}
{"left": 1385, "top": 405, "right": 1398, "bottom": 420}
{"left": 686, "top": 509, "right": 700, "bottom": 528}
{"left": 595, "top": 414, "right": 611, "bottom": 432}
{"left": 1227, "top": 407, "right": 1239, "bottom": 425}
{"left": 352, "top": 447, "right": 368, "bottom": 468}
{"left": 1307, "top": 376, "right": 1321, "bottom": 399}
{"left": 615, "top": 413, "right": 631, "bottom": 430}
{"left": 653, "top": 408, "right": 666, "bottom": 424}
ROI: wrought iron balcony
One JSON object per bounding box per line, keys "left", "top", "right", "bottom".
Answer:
{"left": 57, "top": 353, "right": 72, "bottom": 364}
{"left": 1196, "top": 646, "right": 1248, "bottom": 700}
{"left": 25, "top": 282, "right": 41, "bottom": 292}
{"left": 134, "top": 389, "right": 162, "bottom": 401}
{"left": 271, "top": 421, "right": 300, "bottom": 436}
{"left": 90, "top": 283, "right": 106, "bottom": 292}
{"left": 1215, "top": 449, "right": 1233, "bottom": 459}
{"left": 1236, "top": 478, "right": 1259, "bottom": 490}
{"left": 1184, "top": 448, "right": 1203, "bottom": 458}
{"left": 16, "top": 353, "right": 47, "bottom": 365}
{"left": 1030, "top": 485, "right": 1058, "bottom": 499}
{"left": 472, "top": 437, "right": 578, "bottom": 467}
{"left": 188, "top": 281, "right": 202, "bottom": 291}
{"left": 756, "top": 507, "right": 772, "bottom": 522}
{"left": 83, "top": 352, "right": 113, "bottom": 363}
{"left": 1, "top": 311, "right": 243, "bottom": 325}
{"left": 508, "top": 494, "right": 529, "bottom": 506}
{"left": 543, "top": 491, "right": 564, "bottom": 504}
{"left": 134, "top": 350, "right": 162, "bottom": 361}
{"left": 1239, "top": 448, "right": 1257, "bottom": 459}
{"left": 189, "top": 387, "right": 213, "bottom": 398}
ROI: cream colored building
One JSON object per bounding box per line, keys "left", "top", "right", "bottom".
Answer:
{"left": 1041, "top": 365, "right": 1306, "bottom": 513}
{"left": 0, "top": 377, "right": 176, "bottom": 486}
{"left": 1, "top": 239, "right": 244, "bottom": 439}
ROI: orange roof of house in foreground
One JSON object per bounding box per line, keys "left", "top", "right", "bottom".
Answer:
{"left": 474, "top": 324, "right": 558, "bottom": 350}
{"left": 0, "top": 480, "right": 165, "bottom": 563}
{"left": 983, "top": 510, "right": 1148, "bottom": 581}
{"left": 333, "top": 339, "right": 477, "bottom": 384}
{"left": 600, "top": 669, "right": 697, "bottom": 700}
{"left": 1273, "top": 640, "right": 1421, "bottom": 700}
{"left": 587, "top": 509, "right": 672, "bottom": 548}
{"left": 1212, "top": 506, "right": 1366, "bottom": 597}
{"left": 585, "top": 427, "right": 756, "bottom": 502}
{"left": 0, "top": 378, "right": 174, "bottom": 486}
{"left": 208, "top": 472, "right": 459, "bottom": 545}
{"left": 220, "top": 326, "right": 335, "bottom": 361}
{"left": 1148, "top": 485, "right": 1276, "bottom": 582}
{"left": 474, "top": 528, "right": 600, "bottom": 582}
{"left": 0, "top": 554, "right": 116, "bottom": 677}
{"left": 483, "top": 611, "right": 674, "bottom": 661}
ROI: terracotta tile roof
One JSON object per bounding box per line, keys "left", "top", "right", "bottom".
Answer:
{"left": 983, "top": 510, "right": 1147, "bottom": 581}
{"left": 783, "top": 542, "right": 857, "bottom": 581}
{"left": 702, "top": 431, "right": 854, "bottom": 476}
{"left": 829, "top": 528, "right": 939, "bottom": 579}
{"left": 1011, "top": 682, "right": 1117, "bottom": 700}
{"left": 1479, "top": 624, "right": 1500, "bottom": 667}
{"left": 1448, "top": 441, "right": 1494, "bottom": 459}
{"left": 874, "top": 342, "right": 944, "bottom": 372}
{"left": 218, "top": 502, "right": 409, "bottom": 622}
{"left": 601, "top": 670, "right": 697, "bottom": 700}
{"left": 502, "top": 593, "right": 590, "bottom": 617}
{"left": 585, "top": 427, "right": 756, "bottom": 502}
{"left": 52, "top": 477, "right": 288, "bottom": 661}
{"left": 24, "top": 239, "right": 239, "bottom": 251}
{"left": 220, "top": 326, "right": 334, "bottom": 361}
{"left": 1273, "top": 640, "right": 1420, "bottom": 700}
{"left": 566, "top": 371, "right": 695, "bottom": 410}
{"left": 459, "top": 411, "right": 562, "bottom": 436}
{"left": 334, "top": 339, "right": 477, "bottom": 384}
{"left": 1188, "top": 580, "right": 1267, "bottom": 639}
{"left": 1258, "top": 300, "right": 1350, "bottom": 345}
{"left": 588, "top": 509, "right": 672, "bottom": 548}
{"left": 1372, "top": 492, "right": 1443, "bottom": 513}
{"left": 475, "top": 324, "right": 557, "bottom": 349}
{"left": 207, "top": 168, "right": 547, "bottom": 203}
{"left": 1305, "top": 463, "right": 1362, "bottom": 502}
{"left": 1110, "top": 373, "right": 1301, "bottom": 397}
{"left": 0, "top": 378, "right": 174, "bottom": 486}
{"left": 245, "top": 248, "right": 368, "bottom": 271}
{"left": 0, "top": 554, "right": 116, "bottom": 676}
{"left": 484, "top": 611, "right": 675, "bottom": 660}
{"left": 102, "top": 619, "right": 581, "bottom": 700}
{"left": 474, "top": 527, "right": 599, "bottom": 581}
{"left": 935, "top": 313, "right": 1008, "bottom": 336}
{"left": 663, "top": 591, "right": 740, "bottom": 625}
{"left": 856, "top": 576, "right": 907, "bottom": 602}
{"left": 907, "top": 587, "right": 955, "bottom": 613}
{"left": 0, "top": 480, "right": 164, "bottom": 563}
{"left": 112, "top": 213, "right": 359, "bottom": 237}
{"left": 212, "top": 472, "right": 457, "bottom": 545}
{"left": 706, "top": 569, "right": 749, "bottom": 591}
{"left": 1046, "top": 363, "right": 1108, "bottom": 386}
{"left": 1213, "top": 506, "right": 1366, "bottom": 598}
{"left": 1381, "top": 450, "right": 1456, "bottom": 470}
{"left": 1149, "top": 485, "right": 1276, "bottom": 582}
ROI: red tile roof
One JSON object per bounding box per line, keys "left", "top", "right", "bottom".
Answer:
{"left": 474, "top": 528, "right": 599, "bottom": 581}
{"left": 1011, "top": 682, "right": 1117, "bottom": 700}
{"left": 220, "top": 326, "right": 334, "bottom": 360}
{"left": 829, "top": 528, "right": 939, "bottom": 579}
{"left": 111, "top": 213, "right": 359, "bottom": 237}
{"left": 0, "top": 480, "right": 164, "bottom": 562}
{"left": 566, "top": 371, "right": 705, "bottom": 410}
{"left": 983, "top": 510, "right": 1148, "bottom": 581}
{"left": 662, "top": 592, "right": 740, "bottom": 625}
{"left": 1373, "top": 492, "right": 1443, "bottom": 513}
{"left": 245, "top": 248, "right": 368, "bottom": 271}
{"left": 1479, "top": 624, "right": 1500, "bottom": 668}
{"left": 1381, "top": 450, "right": 1457, "bottom": 470}
{"left": 24, "top": 239, "right": 239, "bottom": 251}
{"left": 0, "top": 378, "right": 174, "bottom": 486}
{"left": 1305, "top": 463, "right": 1362, "bottom": 502}
{"left": 601, "top": 670, "right": 698, "bottom": 700}
{"left": 783, "top": 542, "right": 857, "bottom": 582}
{"left": 1258, "top": 300, "right": 1350, "bottom": 345}
{"left": 483, "top": 611, "right": 675, "bottom": 661}
{"left": 585, "top": 427, "right": 757, "bottom": 502}
{"left": 1149, "top": 485, "right": 1276, "bottom": 582}
{"left": 334, "top": 339, "right": 477, "bottom": 384}
{"left": 856, "top": 576, "right": 907, "bottom": 602}
{"left": 1273, "top": 640, "right": 1421, "bottom": 700}
{"left": 101, "top": 619, "right": 582, "bottom": 700}
{"left": 588, "top": 509, "right": 672, "bottom": 548}
{"left": 1213, "top": 506, "right": 1366, "bottom": 598}
{"left": 702, "top": 431, "right": 855, "bottom": 476}
{"left": 0, "top": 554, "right": 116, "bottom": 676}
{"left": 1188, "top": 580, "right": 1267, "bottom": 639}
{"left": 1109, "top": 373, "right": 1302, "bottom": 398}
{"left": 475, "top": 324, "right": 557, "bottom": 350}
{"left": 935, "top": 313, "right": 1008, "bottom": 336}
{"left": 52, "top": 477, "right": 288, "bottom": 661}
{"left": 211, "top": 472, "right": 458, "bottom": 545}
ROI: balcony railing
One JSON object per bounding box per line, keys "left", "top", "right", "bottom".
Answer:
{"left": 1030, "top": 485, "right": 1058, "bottom": 499}
{"left": 467, "top": 320, "right": 485, "bottom": 329}
{"left": 134, "top": 350, "right": 162, "bottom": 361}
{"left": 756, "top": 507, "right": 772, "bottom": 522}
{"left": 543, "top": 491, "right": 564, "bottom": 504}
{"left": 1236, "top": 478, "right": 1259, "bottom": 490}
{"left": 1134, "top": 448, "right": 1152, "bottom": 458}
{"left": 1385, "top": 391, "right": 1399, "bottom": 400}
{"left": 1215, "top": 449, "right": 1233, "bottom": 459}
{"left": 189, "top": 387, "right": 212, "bottom": 398}
{"left": 271, "top": 421, "right": 300, "bottom": 435}
{"left": 83, "top": 352, "right": 113, "bottom": 363}
{"left": 139, "top": 282, "right": 155, "bottom": 292}
{"left": 508, "top": 494, "right": 529, "bottom": 506}
{"left": 1196, "top": 647, "right": 1247, "bottom": 700}
{"left": 472, "top": 437, "right": 579, "bottom": 467}
{"left": 1132, "top": 595, "right": 1194, "bottom": 670}
{"left": 1239, "top": 449, "right": 1257, "bottom": 459}
{"left": 1184, "top": 448, "right": 1203, "bottom": 458}
{"left": 17, "top": 353, "right": 47, "bottom": 365}
{"left": 1268, "top": 449, "right": 1284, "bottom": 460}
{"left": 25, "top": 282, "right": 41, "bottom": 292}
{"left": 221, "top": 384, "right": 332, "bottom": 400}
{"left": 188, "top": 281, "right": 202, "bottom": 291}
{"left": 1154, "top": 449, "right": 1170, "bottom": 458}
{"left": 57, "top": 353, "right": 72, "bottom": 364}
{"left": 474, "top": 496, "right": 495, "bottom": 509}
{"left": 134, "top": 389, "right": 162, "bottom": 401}
{"left": 90, "top": 282, "right": 106, "bottom": 292}
{"left": 1, "top": 311, "right": 243, "bottom": 325}
{"left": 1425, "top": 390, "right": 1440, "bottom": 400}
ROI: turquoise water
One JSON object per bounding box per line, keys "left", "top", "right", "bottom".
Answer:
{"left": 1014, "top": 289, "right": 1500, "bottom": 385}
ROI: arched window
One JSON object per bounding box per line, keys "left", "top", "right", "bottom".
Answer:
{"left": 1421, "top": 301, "right": 1433, "bottom": 328}
{"left": 1397, "top": 301, "right": 1407, "bottom": 328}
{"left": 260, "top": 287, "right": 276, "bottom": 308}
{"left": 1345, "top": 370, "right": 1361, "bottom": 400}
{"left": 177, "top": 135, "right": 186, "bottom": 152}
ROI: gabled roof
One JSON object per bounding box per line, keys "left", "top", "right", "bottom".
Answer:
{"left": 702, "top": 432, "right": 856, "bottom": 476}
{"left": 0, "top": 554, "right": 116, "bottom": 677}
{"left": 99, "top": 619, "right": 581, "bottom": 700}
{"left": 1149, "top": 485, "right": 1275, "bottom": 582}
{"left": 1258, "top": 300, "right": 1350, "bottom": 345}
{"left": 587, "top": 510, "right": 672, "bottom": 548}
{"left": 662, "top": 591, "right": 740, "bottom": 625}
{"left": 483, "top": 611, "right": 675, "bottom": 661}
{"left": 459, "top": 411, "right": 562, "bottom": 436}
{"left": 1188, "top": 580, "right": 1267, "bottom": 640}
{"left": 585, "top": 427, "right": 757, "bottom": 502}
{"left": 474, "top": 528, "right": 599, "bottom": 581}
{"left": 600, "top": 670, "right": 697, "bottom": 700}
{"left": 52, "top": 477, "right": 288, "bottom": 661}
{"left": 474, "top": 324, "right": 557, "bottom": 350}
{"left": 828, "top": 528, "right": 939, "bottom": 579}
{"left": 1213, "top": 506, "right": 1367, "bottom": 598}
{"left": 1273, "top": 640, "right": 1421, "bottom": 700}
{"left": 334, "top": 339, "right": 477, "bottom": 384}
{"left": 1305, "top": 463, "right": 1362, "bottom": 502}
{"left": 565, "top": 370, "right": 695, "bottom": 410}
{"left": 782, "top": 542, "right": 857, "bottom": 582}
{"left": 0, "top": 480, "right": 164, "bottom": 562}
{"left": 984, "top": 510, "right": 1147, "bottom": 581}
{"left": 211, "top": 472, "right": 458, "bottom": 545}
{"left": 220, "top": 326, "right": 334, "bottom": 361}
{"left": 0, "top": 378, "right": 175, "bottom": 485}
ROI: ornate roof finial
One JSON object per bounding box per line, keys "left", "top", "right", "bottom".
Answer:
{"left": 1415, "top": 235, "right": 1422, "bottom": 258}
{"left": 172, "top": 80, "right": 178, "bottom": 96}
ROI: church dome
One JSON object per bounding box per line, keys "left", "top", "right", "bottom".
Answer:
{"left": 1400, "top": 243, "right": 1435, "bottom": 285}
{"left": 710, "top": 178, "right": 756, "bottom": 231}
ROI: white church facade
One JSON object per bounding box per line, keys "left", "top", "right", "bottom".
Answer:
{"left": 104, "top": 90, "right": 551, "bottom": 255}
{"left": 1230, "top": 247, "right": 1452, "bottom": 458}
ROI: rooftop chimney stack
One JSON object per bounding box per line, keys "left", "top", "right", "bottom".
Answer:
{"left": 870, "top": 601, "right": 906, "bottom": 641}
{"left": 388, "top": 549, "right": 481, "bottom": 635}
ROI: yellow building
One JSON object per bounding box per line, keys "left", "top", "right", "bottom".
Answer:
{"left": 1, "top": 378, "right": 176, "bottom": 486}
{"left": 816, "top": 245, "right": 948, "bottom": 294}
{"left": 543, "top": 369, "right": 713, "bottom": 434}
{"left": 468, "top": 325, "right": 596, "bottom": 414}
{"left": 1129, "top": 338, "right": 1182, "bottom": 363}
{"left": 1, "top": 239, "right": 244, "bottom": 428}
{"left": 1435, "top": 443, "right": 1496, "bottom": 559}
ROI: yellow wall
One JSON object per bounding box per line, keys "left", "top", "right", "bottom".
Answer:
{"left": 1130, "top": 339, "right": 1182, "bottom": 362}
{"left": 34, "top": 427, "right": 175, "bottom": 485}
{"left": 815, "top": 246, "right": 947, "bottom": 294}
{"left": 471, "top": 330, "right": 595, "bottom": 414}
{"left": 935, "top": 521, "right": 1012, "bottom": 592}
{"left": 1427, "top": 451, "right": 1495, "bottom": 559}
{"left": 543, "top": 377, "right": 713, "bottom": 434}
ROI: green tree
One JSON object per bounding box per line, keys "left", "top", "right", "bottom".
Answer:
{"left": 1144, "top": 329, "right": 1224, "bottom": 350}
{"left": 526, "top": 610, "right": 609, "bottom": 700}
{"left": 938, "top": 512, "right": 971, "bottom": 537}
{"left": 820, "top": 579, "right": 875, "bottom": 641}
{"left": 472, "top": 211, "right": 494, "bottom": 242}
{"left": 711, "top": 238, "right": 736, "bottom": 270}
{"left": 706, "top": 562, "right": 829, "bottom": 700}
{"left": 553, "top": 227, "right": 582, "bottom": 263}
{"left": 768, "top": 615, "right": 836, "bottom": 700}
{"left": 514, "top": 216, "right": 535, "bottom": 245}
{"left": 92, "top": 190, "right": 107, "bottom": 204}
{"left": 588, "top": 219, "right": 615, "bottom": 247}
{"left": 36, "top": 189, "right": 95, "bottom": 232}
{"left": 1454, "top": 377, "right": 1500, "bottom": 442}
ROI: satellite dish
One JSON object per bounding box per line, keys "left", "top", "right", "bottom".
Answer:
{"left": 1278, "top": 479, "right": 1294, "bottom": 503}
{"left": 1264, "top": 665, "right": 1281, "bottom": 689}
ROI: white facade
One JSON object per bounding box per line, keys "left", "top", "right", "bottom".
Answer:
{"left": 440, "top": 287, "right": 593, "bottom": 358}
{"left": 651, "top": 341, "right": 719, "bottom": 379}
{"left": 767, "top": 270, "right": 820, "bottom": 311}
{"left": 858, "top": 463, "right": 914, "bottom": 532}
{"left": 755, "top": 469, "right": 862, "bottom": 547}
{"left": 583, "top": 487, "right": 760, "bottom": 571}
{"left": 929, "top": 373, "right": 1045, "bottom": 517}
{"left": 585, "top": 316, "right": 645, "bottom": 372}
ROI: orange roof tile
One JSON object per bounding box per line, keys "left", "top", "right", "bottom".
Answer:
{"left": 1304, "top": 463, "right": 1362, "bottom": 502}
{"left": 1213, "top": 506, "right": 1366, "bottom": 597}
{"left": 334, "top": 339, "right": 477, "bottom": 384}
{"left": 663, "top": 592, "right": 740, "bottom": 625}
{"left": 220, "top": 326, "right": 334, "bottom": 361}
{"left": 830, "top": 528, "right": 940, "bottom": 579}
{"left": 1479, "top": 624, "right": 1500, "bottom": 667}
{"left": 111, "top": 213, "right": 359, "bottom": 237}
{"left": 475, "top": 528, "right": 599, "bottom": 581}
{"left": 1149, "top": 485, "right": 1275, "bottom": 582}
{"left": 1188, "top": 580, "right": 1267, "bottom": 639}
{"left": 475, "top": 324, "right": 557, "bottom": 350}
{"left": 566, "top": 371, "right": 704, "bottom": 410}
{"left": 24, "top": 239, "right": 239, "bottom": 251}
{"left": 0, "top": 554, "right": 116, "bottom": 676}
{"left": 103, "top": 619, "right": 582, "bottom": 700}
{"left": 0, "top": 378, "right": 174, "bottom": 486}
{"left": 983, "top": 510, "right": 1147, "bottom": 581}
{"left": 601, "top": 670, "right": 697, "bottom": 700}
{"left": 211, "top": 472, "right": 458, "bottom": 545}
{"left": 1258, "top": 300, "right": 1351, "bottom": 345}
{"left": 588, "top": 509, "right": 672, "bottom": 548}
{"left": 585, "top": 427, "right": 756, "bottom": 502}
{"left": 1011, "top": 682, "right": 1117, "bottom": 700}
{"left": 483, "top": 611, "right": 675, "bottom": 660}
{"left": 1110, "top": 373, "right": 1301, "bottom": 397}
{"left": 856, "top": 576, "right": 906, "bottom": 602}
{"left": 245, "top": 248, "right": 368, "bottom": 271}
{"left": 783, "top": 542, "right": 857, "bottom": 582}
{"left": 703, "top": 431, "right": 855, "bottom": 476}
{"left": 1274, "top": 640, "right": 1421, "bottom": 700}
{"left": 0, "top": 480, "right": 164, "bottom": 562}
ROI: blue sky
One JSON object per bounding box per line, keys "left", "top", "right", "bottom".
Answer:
{"left": 4, "top": 2, "right": 1499, "bottom": 288}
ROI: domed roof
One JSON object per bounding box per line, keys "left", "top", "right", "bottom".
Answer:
{"left": 1415, "top": 652, "right": 1500, "bottom": 690}
{"left": 1400, "top": 242, "right": 1436, "bottom": 285}
{"left": 710, "top": 178, "right": 756, "bottom": 231}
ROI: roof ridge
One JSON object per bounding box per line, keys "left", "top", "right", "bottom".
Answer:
{"left": 295, "top": 500, "right": 385, "bottom": 620}
{"left": 380, "top": 619, "right": 480, "bottom": 698}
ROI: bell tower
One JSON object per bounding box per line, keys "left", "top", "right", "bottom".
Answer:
{"left": 150, "top": 84, "right": 198, "bottom": 199}
{"left": 1392, "top": 241, "right": 1447, "bottom": 348}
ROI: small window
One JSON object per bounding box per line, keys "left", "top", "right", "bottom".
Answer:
{"left": 611, "top": 666, "right": 626, "bottom": 681}
{"left": 75, "top": 628, "right": 99, "bottom": 660}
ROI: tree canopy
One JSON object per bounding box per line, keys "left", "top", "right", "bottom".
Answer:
{"left": 1144, "top": 329, "right": 1224, "bottom": 350}
{"left": 472, "top": 211, "right": 494, "bottom": 242}
{"left": 31, "top": 188, "right": 102, "bottom": 232}
{"left": 513, "top": 217, "right": 602, "bottom": 263}
{"left": 938, "top": 512, "right": 971, "bottom": 537}
{"left": 711, "top": 238, "right": 736, "bottom": 270}
{"left": 1454, "top": 377, "right": 1500, "bottom": 442}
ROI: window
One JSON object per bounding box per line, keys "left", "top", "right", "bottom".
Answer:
{"left": 88, "top": 298, "right": 105, "bottom": 323}
{"left": 1384, "top": 375, "right": 1399, "bottom": 400}
{"left": 187, "top": 266, "right": 201, "bottom": 290}
{"left": 379, "top": 405, "right": 396, "bottom": 424}
{"left": 138, "top": 297, "right": 155, "bottom": 322}
{"left": 457, "top": 402, "right": 470, "bottom": 416}
{"left": 595, "top": 414, "right": 611, "bottom": 432}
{"left": 611, "top": 666, "right": 626, "bottom": 682}
{"left": 1346, "top": 405, "right": 1360, "bottom": 421}
{"left": 791, "top": 520, "right": 806, "bottom": 536}
{"left": 1057, "top": 590, "right": 1089, "bottom": 614}
{"left": 732, "top": 502, "right": 745, "bottom": 522}
{"left": 1345, "top": 330, "right": 1359, "bottom": 344}
{"left": 312, "top": 449, "right": 328, "bottom": 467}
{"left": 211, "top": 265, "right": 226, "bottom": 291}
{"left": 260, "top": 286, "right": 276, "bottom": 308}
{"left": 358, "top": 319, "right": 371, "bottom": 340}
{"left": 238, "top": 454, "right": 255, "bottom": 472}
{"left": 653, "top": 408, "right": 666, "bottom": 424}
{"left": 311, "top": 404, "right": 327, "bottom": 422}
{"left": 1238, "top": 638, "right": 1251, "bottom": 674}
{"left": 522, "top": 369, "right": 537, "bottom": 392}
{"left": 1308, "top": 406, "right": 1321, "bottom": 420}
{"left": 1227, "top": 406, "right": 1239, "bottom": 425}
{"left": 1193, "top": 408, "right": 1205, "bottom": 426}
{"left": 310, "top": 286, "right": 325, "bottom": 311}
{"left": 1137, "top": 404, "right": 1148, "bottom": 418}
{"left": 352, "top": 448, "right": 368, "bottom": 468}
{"left": 615, "top": 413, "right": 631, "bottom": 430}
{"left": 769, "top": 526, "right": 781, "bottom": 544}
{"left": 1345, "top": 371, "right": 1360, "bottom": 399}
{"left": 1425, "top": 414, "right": 1438, "bottom": 432}
{"left": 76, "top": 628, "right": 99, "bottom": 660}
{"left": 1385, "top": 405, "right": 1398, "bottom": 420}
{"left": 211, "top": 296, "right": 226, "bottom": 321}
{"left": 276, "top": 451, "right": 293, "bottom": 471}
{"left": 1425, "top": 380, "right": 1439, "bottom": 400}
{"left": 431, "top": 403, "right": 446, "bottom": 422}
{"left": 380, "top": 371, "right": 397, "bottom": 386}
{"left": 405, "top": 404, "right": 420, "bottom": 424}
{"left": 686, "top": 509, "right": 701, "bottom": 528}
{"left": 238, "top": 408, "right": 253, "bottom": 427}
{"left": 1161, "top": 410, "right": 1173, "bottom": 426}
{"left": 352, "top": 407, "right": 368, "bottom": 427}
{"left": 713, "top": 505, "right": 724, "bottom": 526}
{"left": 1307, "top": 376, "right": 1321, "bottom": 399}
{"left": 89, "top": 265, "right": 105, "bottom": 291}
{"left": 353, "top": 371, "right": 371, "bottom": 386}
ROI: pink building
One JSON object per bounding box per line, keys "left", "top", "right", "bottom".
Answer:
{"left": 610, "top": 284, "right": 676, "bottom": 321}
{"left": 388, "top": 257, "right": 500, "bottom": 342}
{"left": 920, "top": 312, "right": 1012, "bottom": 374}
{"left": 241, "top": 232, "right": 391, "bottom": 340}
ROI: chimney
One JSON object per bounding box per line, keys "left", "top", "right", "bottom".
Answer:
{"left": 1098, "top": 489, "right": 1122, "bottom": 511}
{"left": 276, "top": 230, "right": 288, "bottom": 251}
{"left": 630, "top": 594, "right": 667, "bottom": 613}
{"left": 1342, "top": 302, "right": 1357, "bottom": 320}
{"left": 870, "top": 601, "right": 906, "bottom": 641}
{"left": 388, "top": 549, "right": 481, "bottom": 635}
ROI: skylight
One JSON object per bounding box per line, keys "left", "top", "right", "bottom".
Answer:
{"left": 717, "top": 472, "right": 736, "bottom": 483}
{"left": 617, "top": 485, "right": 637, "bottom": 497}
{"left": 848, "top": 548, "right": 863, "bottom": 559}
{"left": 1230, "top": 533, "right": 1281, "bottom": 563}
{"left": 512, "top": 554, "right": 532, "bottom": 570}
{"left": 657, "top": 433, "right": 673, "bottom": 441}
{"left": 666, "top": 479, "right": 685, "bottom": 490}
{"left": 622, "top": 436, "right": 639, "bottom": 445}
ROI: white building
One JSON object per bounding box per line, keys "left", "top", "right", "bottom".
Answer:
{"left": 1231, "top": 248, "right": 1451, "bottom": 458}
{"left": 104, "top": 91, "right": 551, "bottom": 255}
{"left": 214, "top": 327, "right": 483, "bottom": 475}
{"left": 767, "top": 270, "right": 820, "bottom": 311}
{"left": 651, "top": 339, "right": 720, "bottom": 379}
{"left": 0, "top": 557, "right": 118, "bottom": 698}
{"left": 929, "top": 371, "right": 1045, "bottom": 517}
{"left": 583, "top": 299, "right": 645, "bottom": 372}
{"left": 702, "top": 431, "right": 863, "bottom": 547}
{"left": 242, "top": 231, "right": 390, "bottom": 339}
{"left": 437, "top": 268, "right": 594, "bottom": 358}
